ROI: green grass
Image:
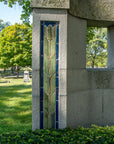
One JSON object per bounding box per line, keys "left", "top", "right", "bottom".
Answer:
{"left": 0, "top": 78, "right": 32, "bottom": 133}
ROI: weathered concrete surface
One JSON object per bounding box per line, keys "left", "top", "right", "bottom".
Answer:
{"left": 69, "top": 0, "right": 114, "bottom": 26}
{"left": 31, "top": 0, "right": 114, "bottom": 26}
{"left": 67, "top": 90, "right": 103, "bottom": 127}
{"left": 87, "top": 69, "right": 113, "bottom": 89}
{"left": 67, "top": 14, "right": 87, "bottom": 69}
{"left": 67, "top": 69, "right": 114, "bottom": 127}
{"left": 31, "top": 0, "right": 69, "bottom": 9}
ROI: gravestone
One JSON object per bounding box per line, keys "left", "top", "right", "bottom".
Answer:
{"left": 31, "top": 0, "right": 114, "bottom": 130}
{"left": 24, "top": 71, "right": 30, "bottom": 82}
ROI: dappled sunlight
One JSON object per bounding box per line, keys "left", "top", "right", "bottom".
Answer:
{"left": 16, "top": 88, "right": 31, "bottom": 93}
{"left": 2, "top": 117, "right": 16, "bottom": 125}
{"left": 0, "top": 78, "right": 32, "bottom": 133}
{"left": 18, "top": 110, "right": 31, "bottom": 116}
{"left": 4, "top": 97, "right": 31, "bottom": 107}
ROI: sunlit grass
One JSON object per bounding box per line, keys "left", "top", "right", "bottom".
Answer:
{"left": 0, "top": 78, "right": 32, "bottom": 133}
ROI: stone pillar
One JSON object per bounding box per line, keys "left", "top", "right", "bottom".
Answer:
{"left": 32, "top": 6, "right": 87, "bottom": 129}
{"left": 32, "top": 8, "right": 68, "bottom": 130}
{"left": 108, "top": 26, "right": 114, "bottom": 68}
{"left": 67, "top": 14, "right": 88, "bottom": 127}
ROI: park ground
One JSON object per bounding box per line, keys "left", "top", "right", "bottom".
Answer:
{"left": 0, "top": 76, "right": 32, "bottom": 133}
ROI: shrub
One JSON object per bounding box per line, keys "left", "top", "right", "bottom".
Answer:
{"left": 0, "top": 125, "right": 114, "bottom": 144}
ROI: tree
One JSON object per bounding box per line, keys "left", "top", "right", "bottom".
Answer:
{"left": 0, "top": 23, "right": 32, "bottom": 77}
{"left": 86, "top": 28, "right": 107, "bottom": 68}
{"left": 87, "top": 27, "right": 95, "bottom": 44}
{"left": 0, "top": 0, "right": 31, "bottom": 24}
{"left": 0, "top": 19, "right": 10, "bottom": 31}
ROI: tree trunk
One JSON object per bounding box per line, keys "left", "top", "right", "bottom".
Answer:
{"left": 11, "top": 67, "right": 14, "bottom": 74}
{"left": 91, "top": 56, "right": 96, "bottom": 68}
{"left": 91, "top": 61, "right": 94, "bottom": 68}
{"left": 17, "top": 66, "right": 20, "bottom": 78}
{"left": 4, "top": 68, "right": 6, "bottom": 73}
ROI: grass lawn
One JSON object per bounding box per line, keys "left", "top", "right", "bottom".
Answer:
{"left": 0, "top": 78, "right": 32, "bottom": 133}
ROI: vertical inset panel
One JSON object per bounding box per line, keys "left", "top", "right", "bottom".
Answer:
{"left": 40, "top": 21, "right": 59, "bottom": 129}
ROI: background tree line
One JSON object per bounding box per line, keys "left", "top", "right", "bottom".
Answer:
{"left": 0, "top": 21, "right": 32, "bottom": 77}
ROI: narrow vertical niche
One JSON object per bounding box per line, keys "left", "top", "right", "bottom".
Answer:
{"left": 86, "top": 27, "right": 107, "bottom": 68}
{"left": 40, "top": 21, "right": 59, "bottom": 129}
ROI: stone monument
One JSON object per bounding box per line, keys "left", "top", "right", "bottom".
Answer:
{"left": 31, "top": 0, "right": 114, "bottom": 130}
{"left": 24, "top": 71, "right": 30, "bottom": 82}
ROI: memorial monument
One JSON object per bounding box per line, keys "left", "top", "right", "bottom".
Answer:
{"left": 31, "top": 0, "right": 114, "bottom": 130}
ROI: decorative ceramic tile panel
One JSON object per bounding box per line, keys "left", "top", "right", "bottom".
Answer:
{"left": 40, "top": 21, "right": 59, "bottom": 129}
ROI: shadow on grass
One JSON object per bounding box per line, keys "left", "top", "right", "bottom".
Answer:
{"left": 0, "top": 84, "right": 31, "bottom": 97}
{"left": 0, "top": 83, "right": 32, "bottom": 133}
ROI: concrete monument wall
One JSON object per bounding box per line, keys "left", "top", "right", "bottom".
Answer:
{"left": 67, "top": 69, "right": 114, "bottom": 127}
{"left": 31, "top": 0, "right": 114, "bottom": 130}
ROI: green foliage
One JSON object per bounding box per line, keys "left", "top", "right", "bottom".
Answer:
{"left": 0, "top": 23, "right": 32, "bottom": 76}
{"left": 0, "top": 19, "right": 10, "bottom": 31}
{"left": 0, "top": 126, "right": 114, "bottom": 143}
{"left": 20, "top": 0, "right": 31, "bottom": 25}
{"left": 0, "top": 0, "right": 31, "bottom": 24}
{"left": 87, "top": 27, "right": 95, "bottom": 44}
{"left": 86, "top": 28, "right": 107, "bottom": 68}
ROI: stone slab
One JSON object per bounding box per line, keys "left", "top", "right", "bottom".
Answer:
{"left": 104, "top": 90, "right": 114, "bottom": 126}
{"left": 67, "top": 88, "right": 114, "bottom": 128}
{"left": 59, "top": 95, "right": 67, "bottom": 128}
{"left": 32, "top": 96, "right": 40, "bottom": 130}
{"left": 67, "top": 69, "right": 88, "bottom": 92}
{"left": 67, "top": 90, "right": 103, "bottom": 127}
{"left": 67, "top": 14, "right": 87, "bottom": 69}
{"left": 59, "top": 70, "right": 67, "bottom": 95}
{"left": 31, "top": 0, "right": 70, "bottom": 9}
{"left": 69, "top": 0, "right": 114, "bottom": 24}
{"left": 87, "top": 69, "right": 114, "bottom": 89}
{"left": 32, "top": 70, "right": 40, "bottom": 97}
{"left": 32, "top": 13, "right": 40, "bottom": 71}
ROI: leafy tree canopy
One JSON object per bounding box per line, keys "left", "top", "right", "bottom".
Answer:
{"left": 0, "top": 19, "right": 10, "bottom": 31}
{"left": 87, "top": 27, "right": 95, "bottom": 44}
{"left": 0, "top": 23, "right": 32, "bottom": 76}
{"left": 0, "top": 0, "right": 31, "bottom": 24}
